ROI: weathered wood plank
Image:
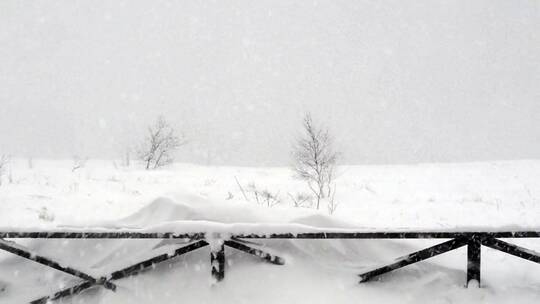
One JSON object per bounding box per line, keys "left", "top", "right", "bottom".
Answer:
{"left": 224, "top": 240, "right": 285, "bottom": 265}
{"left": 467, "top": 237, "right": 481, "bottom": 287}
{"left": 0, "top": 232, "right": 206, "bottom": 239}
{"left": 2, "top": 231, "right": 540, "bottom": 239}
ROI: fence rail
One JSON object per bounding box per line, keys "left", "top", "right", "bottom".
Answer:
{"left": 2, "top": 231, "right": 540, "bottom": 239}
{"left": 1, "top": 230, "right": 540, "bottom": 303}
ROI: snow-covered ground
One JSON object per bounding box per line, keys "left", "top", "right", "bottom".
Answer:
{"left": 1, "top": 159, "right": 540, "bottom": 303}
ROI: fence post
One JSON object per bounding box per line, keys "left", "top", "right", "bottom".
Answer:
{"left": 211, "top": 242, "right": 225, "bottom": 282}
{"left": 467, "top": 236, "right": 481, "bottom": 287}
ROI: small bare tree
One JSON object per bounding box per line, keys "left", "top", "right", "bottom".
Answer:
{"left": 0, "top": 155, "right": 8, "bottom": 186}
{"left": 138, "top": 116, "right": 186, "bottom": 170}
{"left": 327, "top": 184, "right": 339, "bottom": 215}
{"left": 292, "top": 113, "right": 338, "bottom": 210}
{"left": 124, "top": 149, "right": 131, "bottom": 167}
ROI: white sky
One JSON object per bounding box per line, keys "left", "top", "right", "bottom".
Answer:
{"left": 0, "top": 0, "right": 539, "bottom": 165}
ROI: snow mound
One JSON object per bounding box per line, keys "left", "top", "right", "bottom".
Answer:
{"left": 290, "top": 214, "right": 359, "bottom": 229}
{"left": 99, "top": 193, "right": 305, "bottom": 229}
{"left": 115, "top": 196, "right": 200, "bottom": 227}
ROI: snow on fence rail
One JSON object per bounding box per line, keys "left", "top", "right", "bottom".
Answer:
{"left": 1, "top": 229, "right": 540, "bottom": 303}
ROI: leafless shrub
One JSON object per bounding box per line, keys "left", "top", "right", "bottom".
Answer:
{"left": 204, "top": 178, "right": 217, "bottom": 186}
{"left": 72, "top": 156, "right": 87, "bottom": 172}
{"left": 38, "top": 207, "right": 55, "bottom": 222}
{"left": 246, "top": 182, "right": 281, "bottom": 207}
{"left": 247, "top": 182, "right": 261, "bottom": 203}
{"left": 260, "top": 189, "right": 281, "bottom": 208}
{"left": 292, "top": 113, "right": 338, "bottom": 210}
{"left": 138, "top": 116, "right": 186, "bottom": 170}
{"left": 287, "top": 192, "right": 314, "bottom": 208}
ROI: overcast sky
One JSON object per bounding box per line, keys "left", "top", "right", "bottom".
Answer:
{"left": 0, "top": 0, "right": 539, "bottom": 165}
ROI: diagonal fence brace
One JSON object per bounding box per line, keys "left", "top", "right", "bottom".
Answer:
{"left": 0, "top": 238, "right": 116, "bottom": 290}
{"left": 29, "top": 240, "right": 209, "bottom": 304}
{"left": 224, "top": 240, "right": 285, "bottom": 265}
{"left": 108, "top": 240, "right": 209, "bottom": 281}
{"left": 359, "top": 238, "right": 469, "bottom": 283}
{"left": 30, "top": 281, "right": 96, "bottom": 304}
{"left": 481, "top": 238, "right": 540, "bottom": 264}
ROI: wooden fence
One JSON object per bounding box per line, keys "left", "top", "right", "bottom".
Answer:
{"left": 1, "top": 230, "right": 539, "bottom": 303}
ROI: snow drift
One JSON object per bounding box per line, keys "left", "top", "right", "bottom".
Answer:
{"left": 0, "top": 194, "right": 437, "bottom": 304}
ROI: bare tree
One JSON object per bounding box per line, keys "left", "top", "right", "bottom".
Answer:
{"left": 138, "top": 116, "right": 186, "bottom": 169}
{"left": 292, "top": 113, "right": 338, "bottom": 210}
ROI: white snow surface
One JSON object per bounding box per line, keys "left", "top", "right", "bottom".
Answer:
{"left": 0, "top": 159, "right": 540, "bottom": 303}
